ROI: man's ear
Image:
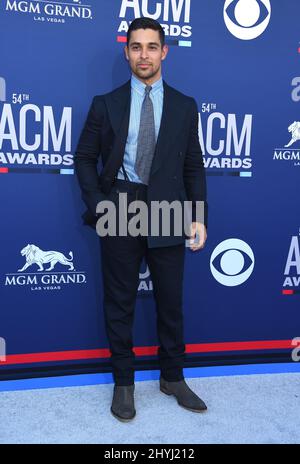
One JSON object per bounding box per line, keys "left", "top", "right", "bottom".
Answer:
{"left": 124, "top": 46, "right": 129, "bottom": 60}
{"left": 161, "top": 44, "right": 169, "bottom": 61}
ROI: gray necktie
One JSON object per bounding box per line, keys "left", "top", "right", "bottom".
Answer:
{"left": 134, "top": 85, "right": 156, "bottom": 185}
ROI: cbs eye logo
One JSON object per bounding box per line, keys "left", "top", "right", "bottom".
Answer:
{"left": 210, "top": 239, "right": 255, "bottom": 286}
{"left": 224, "top": 0, "right": 271, "bottom": 40}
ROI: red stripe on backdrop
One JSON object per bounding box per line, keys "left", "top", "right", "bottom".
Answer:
{"left": 117, "top": 36, "right": 127, "bottom": 43}
{"left": 0, "top": 340, "right": 293, "bottom": 366}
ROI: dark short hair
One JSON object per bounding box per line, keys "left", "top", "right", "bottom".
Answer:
{"left": 127, "top": 17, "right": 165, "bottom": 48}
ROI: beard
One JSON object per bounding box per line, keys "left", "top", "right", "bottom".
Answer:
{"left": 134, "top": 64, "right": 159, "bottom": 80}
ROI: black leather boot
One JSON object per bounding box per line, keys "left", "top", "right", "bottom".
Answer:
{"left": 160, "top": 377, "right": 207, "bottom": 412}
{"left": 110, "top": 384, "right": 136, "bottom": 422}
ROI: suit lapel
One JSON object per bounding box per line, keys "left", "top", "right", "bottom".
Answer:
{"left": 101, "top": 80, "right": 131, "bottom": 189}
{"left": 150, "top": 80, "right": 178, "bottom": 177}
{"left": 108, "top": 79, "right": 131, "bottom": 136}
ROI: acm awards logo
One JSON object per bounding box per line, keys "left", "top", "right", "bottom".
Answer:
{"left": 0, "top": 77, "right": 73, "bottom": 172}
{"left": 199, "top": 104, "right": 253, "bottom": 173}
{"left": 4, "top": 244, "right": 87, "bottom": 292}
{"left": 282, "top": 231, "right": 300, "bottom": 295}
{"left": 223, "top": 0, "right": 271, "bottom": 40}
{"left": 118, "top": 0, "right": 192, "bottom": 44}
{"left": 3, "top": 0, "right": 93, "bottom": 23}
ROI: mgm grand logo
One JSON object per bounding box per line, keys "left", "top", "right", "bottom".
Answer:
{"left": 4, "top": 0, "right": 93, "bottom": 23}
{"left": 5, "top": 244, "right": 87, "bottom": 291}
{"left": 273, "top": 121, "right": 300, "bottom": 167}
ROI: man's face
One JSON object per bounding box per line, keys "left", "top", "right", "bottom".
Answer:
{"left": 125, "top": 28, "right": 168, "bottom": 84}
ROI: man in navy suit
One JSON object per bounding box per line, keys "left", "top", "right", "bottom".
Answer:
{"left": 74, "top": 17, "right": 208, "bottom": 422}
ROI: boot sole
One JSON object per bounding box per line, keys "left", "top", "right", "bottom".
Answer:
{"left": 110, "top": 406, "right": 136, "bottom": 422}
{"left": 160, "top": 386, "right": 207, "bottom": 413}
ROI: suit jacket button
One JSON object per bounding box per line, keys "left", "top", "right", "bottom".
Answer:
{"left": 173, "top": 175, "right": 177, "bottom": 180}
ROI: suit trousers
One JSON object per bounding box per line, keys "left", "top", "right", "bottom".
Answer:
{"left": 98, "top": 178, "right": 186, "bottom": 386}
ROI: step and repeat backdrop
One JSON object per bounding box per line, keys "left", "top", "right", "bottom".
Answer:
{"left": 0, "top": 0, "right": 299, "bottom": 378}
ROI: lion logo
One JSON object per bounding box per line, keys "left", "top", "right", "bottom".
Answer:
{"left": 285, "top": 121, "right": 300, "bottom": 148}
{"left": 18, "top": 244, "right": 74, "bottom": 272}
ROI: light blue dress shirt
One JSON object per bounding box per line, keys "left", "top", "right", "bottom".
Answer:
{"left": 116, "top": 73, "right": 164, "bottom": 183}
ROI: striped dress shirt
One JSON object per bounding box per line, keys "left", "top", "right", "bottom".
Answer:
{"left": 116, "top": 73, "right": 164, "bottom": 183}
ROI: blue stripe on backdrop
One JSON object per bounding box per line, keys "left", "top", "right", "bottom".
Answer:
{"left": 1, "top": 363, "right": 300, "bottom": 392}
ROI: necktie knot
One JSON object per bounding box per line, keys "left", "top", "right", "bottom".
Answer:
{"left": 145, "top": 85, "right": 152, "bottom": 95}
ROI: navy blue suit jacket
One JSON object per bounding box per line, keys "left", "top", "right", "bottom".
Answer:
{"left": 74, "top": 78, "right": 208, "bottom": 247}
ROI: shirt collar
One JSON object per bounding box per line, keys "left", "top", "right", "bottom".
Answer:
{"left": 131, "top": 73, "right": 163, "bottom": 97}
